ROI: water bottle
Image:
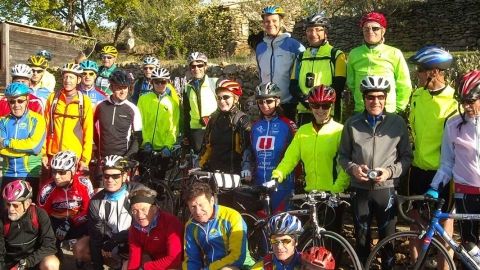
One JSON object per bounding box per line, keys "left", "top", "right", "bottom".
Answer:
{"left": 465, "top": 242, "right": 480, "bottom": 266}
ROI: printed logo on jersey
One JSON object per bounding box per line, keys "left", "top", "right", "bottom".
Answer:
{"left": 256, "top": 125, "right": 265, "bottom": 134}
{"left": 39, "top": 182, "right": 56, "bottom": 206}
{"left": 256, "top": 136, "right": 275, "bottom": 151}
{"left": 18, "top": 122, "right": 28, "bottom": 130}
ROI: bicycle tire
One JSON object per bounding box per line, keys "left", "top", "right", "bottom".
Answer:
{"left": 299, "top": 229, "right": 363, "bottom": 270}
{"left": 241, "top": 213, "right": 269, "bottom": 260}
{"left": 147, "top": 179, "right": 175, "bottom": 214}
{"left": 365, "top": 231, "right": 456, "bottom": 270}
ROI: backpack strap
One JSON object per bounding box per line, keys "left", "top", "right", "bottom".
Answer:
{"left": 3, "top": 204, "right": 39, "bottom": 236}
{"left": 49, "top": 90, "right": 62, "bottom": 136}
{"left": 263, "top": 253, "right": 274, "bottom": 270}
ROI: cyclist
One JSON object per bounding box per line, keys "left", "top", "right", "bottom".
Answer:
{"left": 0, "top": 180, "right": 59, "bottom": 270}
{"left": 43, "top": 63, "right": 94, "bottom": 173}
{"left": 0, "top": 82, "right": 46, "bottom": 201}
{"left": 290, "top": 13, "right": 346, "bottom": 124}
{"left": 428, "top": 70, "right": 480, "bottom": 261}
{"left": 88, "top": 155, "right": 145, "bottom": 270}
{"left": 272, "top": 85, "right": 349, "bottom": 232}
{"left": 199, "top": 80, "right": 252, "bottom": 177}
{"left": 27, "top": 55, "right": 54, "bottom": 101}
{"left": 183, "top": 181, "right": 255, "bottom": 269}
{"left": 79, "top": 60, "right": 108, "bottom": 108}
{"left": 346, "top": 12, "right": 412, "bottom": 114}
{"left": 37, "top": 49, "right": 53, "bottom": 61}
{"left": 38, "top": 151, "right": 94, "bottom": 263}
{"left": 338, "top": 75, "right": 412, "bottom": 265}
{"left": 96, "top": 45, "right": 119, "bottom": 95}
{"left": 127, "top": 186, "right": 183, "bottom": 270}
{"left": 251, "top": 213, "right": 304, "bottom": 269}
{"left": 251, "top": 82, "right": 297, "bottom": 213}
{"left": 256, "top": 5, "right": 305, "bottom": 121}
{"left": 301, "top": 247, "right": 335, "bottom": 270}
{"left": 130, "top": 56, "right": 160, "bottom": 104}
{"left": 408, "top": 46, "right": 457, "bottom": 268}
{"left": 183, "top": 52, "right": 218, "bottom": 153}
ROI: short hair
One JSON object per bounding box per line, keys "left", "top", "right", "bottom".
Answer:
{"left": 183, "top": 181, "right": 213, "bottom": 203}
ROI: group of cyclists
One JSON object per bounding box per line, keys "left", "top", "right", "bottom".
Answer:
{"left": 0, "top": 4, "right": 479, "bottom": 270}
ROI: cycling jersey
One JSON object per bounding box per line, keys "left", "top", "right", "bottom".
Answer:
{"left": 409, "top": 85, "right": 458, "bottom": 170}
{"left": 137, "top": 90, "right": 180, "bottom": 150}
{"left": 38, "top": 172, "right": 94, "bottom": 227}
{"left": 256, "top": 33, "right": 305, "bottom": 103}
{"left": 80, "top": 85, "right": 108, "bottom": 108}
{"left": 94, "top": 96, "right": 142, "bottom": 158}
{"left": 30, "top": 87, "right": 50, "bottom": 107}
{"left": 184, "top": 75, "right": 218, "bottom": 130}
{"left": 131, "top": 77, "right": 153, "bottom": 105}
{"left": 251, "top": 252, "right": 302, "bottom": 270}
{"left": 183, "top": 204, "right": 255, "bottom": 269}
{"left": 346, "top": 43, "right": 412, "bottom": 113}
{"left": 43, "top": 90, "right": 94, "bottom": 165}
{"left": 38, "top": 70, "right": 56, "bottom": 93}
{"left": 0, "top": 111, "right": 45, "bottom": 178}
{"left": 96, "top": 64, "right": 117, "bottom": 95}
{"left": 0, "top": 94, "right": 44, "bottom": 117}
{"left": 274, "top": 119, "right": 349, "bottom": 193}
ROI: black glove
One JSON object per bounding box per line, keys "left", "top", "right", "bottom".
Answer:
{"left": 55, "top": 220, "right": 70, "bottom": 240}
{"left": 102, "top": 238, "right": 117, "bottom": 252}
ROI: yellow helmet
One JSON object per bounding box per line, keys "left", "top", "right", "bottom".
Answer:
{"left": 27, "top": 55, "right": 49, "bottom": 69}
{"left": 61, "top": 62, "right": 83, "bottom": 76}
{"left": 100, "top": 45, "right": 118, "bottom": 57}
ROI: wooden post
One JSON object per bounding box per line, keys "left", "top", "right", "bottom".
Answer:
{"left": 2, "top": 22, "right": 10, "bottom": 87}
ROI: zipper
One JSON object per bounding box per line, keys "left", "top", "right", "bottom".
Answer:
{"left": 111, "top": 106, "right": 117, "bottom": 125}
{"left": 262, "top": 120, "right": 271, "bottom": 182}
{"left": 269, "top": 36, "right": 277, "bottom": 82}
{"left": 14, "top": 118, "right": 19, "bottom": 176}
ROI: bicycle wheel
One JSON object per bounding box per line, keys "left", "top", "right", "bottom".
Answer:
{"left": 365, "top": 231, "right": 456, "bottom": 270}
{"left": 152, "top": 180, "right": 175, "bottom": 214}
{"left": 241, "top": 213, "right": 269, "bottom": 260}
{"left": 299, "top": 229, "right": 362, "bottom": 270}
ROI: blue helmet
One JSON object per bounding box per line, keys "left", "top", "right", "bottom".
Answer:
{"left": 37, "top": 50, "right": 52, "bottom": 61}
{"left": 408, "top": 46, "right": 453, "bottom": 70}
{"left": 80, "top": 60, "right": 99, "bottom": 73}
{"left": 262, "top": 5, "right": 285, "bottom": 18}
{"left": 268, "top": 213, "right": 303, "bottom": 236}
{"left": 5, "top": 82, "right": 30, "bottom": 97}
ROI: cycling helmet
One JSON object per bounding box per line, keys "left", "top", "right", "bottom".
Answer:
{"left": 103, "top": 155, "right": 130, "bottom": 171}
{"left": 408, "top": 46, "right": 453, "bottom": 70}
{"left": 109, "top": 69, "right": 132, "bottom": 86}
{"left": 187, "top": 52, "right": 208, "bottom": 64}
{"left": 262, "top": 5, "right": 285, "bottom": 18}
{"left": 360, "top": 12, "right": 387, "bottom": 28}
{"left": 3, "top": 180, "right": 33, "bottom": 202}
{"left": 301, "top": 246, "right": 336, "bottom": 270}
{"left": 80, "top": 60, "right": 99, "bottom": 73}
{"left": 457, "top": 70, "right": 480, "bottom": 101}
{"left": 268, "top": 213, "right": 303, "bottom": 236}
{"left": 305, "top": 13, "right": 330, "bottom": 29}
{"left": 143, "top": 56, "right": 160, "bottom": 67}
{"left": 27, "top": 55, "right": 48, "bottom": 69}
{"left": 307, "top": 85, "right": 336, "bottom": 104}
{"left": 216, "top": 80, "right": 242, "bottom": 97}
{"left": 151, "top": 67, "right": 171, "bottom": 80}
{"left": 11, "top": 64, "right": 33, "bottom": 79}
{"left": 255, "top": 82, "right": 281, "bottom": 99}
{"left": 37, "top": 50, "right": 52, "bottom": 61}
{"left": 360, "top": 75, "right": 390, "bottom": 93}
{"left": 61, "top": 62, "right": 83, "bottom": 76}
{"left": 51, "top": 150, "right": 78, "bottom": 171}
{"left": 5, "top": 82, "right": 30, "bottom": 97}
{"left": 100, "top": 45, "right": 118, "bottom": 57}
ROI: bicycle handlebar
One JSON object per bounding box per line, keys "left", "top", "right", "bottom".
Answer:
{"left": 290, "top": 191, "right": 351, "bottom": 207}
{"left": 396, "top": 195, "right": 445, "bottom": 226}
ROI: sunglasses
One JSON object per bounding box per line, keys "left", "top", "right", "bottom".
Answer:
{"left": 8, "top": 98, "right": 27, "bottom": 105}
{"left": 270, "top": 238, "right": 293, "bottom": 246}
{"left": 102, "top": 55, "right": 114, "bottom": 60}
{"left": 31, "top": 69, "right": 44, "bottom": 74}
{"left": 216, "top": 95, "right": 232, "bottom": 101}
{"left": 363, "top": 26, "right": 382, "bottom": 32}
{"left": 5, "top": 202, "right": 23, "bottom": 210}
{"left": 309, "top": 103, "right": 332, "bottom": 110}
{"left": 82, "top": 72, "right": 96, "bottom": 77}
{"left": 190, "top": 64, "right": 205, "bottom": 69}
{"left": 365, "top": 95, "right": 386, "bottom": 101}
{"left": 257, "top": 99, "right": 276, "bottom": 105}
{"left": 52, "top": 169, "right": 69, "bottom": 176}
{"left": 143, "top": 66, "right": 155, "bottom": 71}
{"left": 153, "top": 80, "right": 168, "bottom": 85}
{"left": 104, "top": 173, "right": 122, "bottom": 180}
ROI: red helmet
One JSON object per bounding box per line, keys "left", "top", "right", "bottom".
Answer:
{"left": 216, "top": 80, "right": 243, "bottom": 97}
{"left": 360, "top": 12, "right": 387, "bottom": 28}
{"left": 457, "top": 70, "right": 480, "bottom": 101}
{"left": 301, "top": 246, "right": 335, "bottom": 269}
{"left": 307, "top": 85, "right": 336, "bottom": 104}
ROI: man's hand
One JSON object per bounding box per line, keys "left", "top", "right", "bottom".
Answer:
{"left": 78, "top": 161, "right": 89, "bottom": 172}
{"left": 101, "top": 238, "right": 117, "bottom": 258}
{"left": 42, "top": 156, "right": 50, "bottom": 169}
{"left": 271, "top": 170, "right": 284, "bottom": 183}
{"left": 352, "top": 164, "right": 369, "bottom": 182}
{"left": 374, "top": 167, "right": 390, "bottom": 182}
{"left": 55, "top": 221, "right": 70, "bottom": 241}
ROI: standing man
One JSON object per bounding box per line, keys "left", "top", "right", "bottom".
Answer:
{"left": 96, "top": 45, "right": 119, "bottom": 95}
{"left": 346, "top": 12, "right": 412, "bottom": 114}
{"left": 131, "top": 56, "right": 160, "bottom": 104}
{"left": 256, "top": 5, "right": 305, "bottom": 121}
{"left": 79, "top": 60, "right": 108, "bottom": 108}
{"left": 183, "top": 52, "right": 218, "bottom": 153}
{"left": 27, "top": 55, "right": 53, "bottom": 101}
{"left": 290, "top": 13, "right": 346, "bottom": 124}
{"left": 35, "top": 49, "right": 56, "bottom": 93}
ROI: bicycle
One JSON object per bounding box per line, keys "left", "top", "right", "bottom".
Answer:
{"left": 364, "top": 195, "right": 480, "bottom": 270}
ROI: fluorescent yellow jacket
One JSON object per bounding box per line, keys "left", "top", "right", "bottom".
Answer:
{"left": 184, "top": 75, "right": 218, "bottom": 131}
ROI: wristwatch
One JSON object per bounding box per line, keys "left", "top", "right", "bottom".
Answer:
{"left": 18, "top": 259, "right": 27, "bottom": 270}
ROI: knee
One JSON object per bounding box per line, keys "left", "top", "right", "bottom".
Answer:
{"left": 73, "top": 236, "right": 90, "bottom": 260}
{"left": 40, "top": 255, "right": 60, "bottom": 270}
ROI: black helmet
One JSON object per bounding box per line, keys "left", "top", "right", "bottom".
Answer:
{"left": 305, "top": 13, "right": 330, "bottom": 29}
{"left": 109, "top": 69, "right": 132, "bottom": 86}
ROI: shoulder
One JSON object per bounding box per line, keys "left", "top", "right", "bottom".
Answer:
{"left": 279, "top": 35, "right": 304, "bottom": 52}
{"left": 278, "top": 116, "right": 297, "bottom": 130}
{"left": 76, "top": 175, "right": 94, "bottom": 195}
{"left": 217, "top": 205, "right": 242, "bottom": 221}
{"left": 445, "top": 114, "right": 463, "bottom": 127}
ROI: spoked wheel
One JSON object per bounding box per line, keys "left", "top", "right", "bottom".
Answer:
{"left": 299, "top": 229, "right": 363, "bottom": 270}
{"left": 241, "top": 213, "right": 269, "bottom": 261}
{"left": 149, "top": 180, "right": 175, "bottom": 214}
{"left": 365, "top": 231, "right": 456, "bottom": 270}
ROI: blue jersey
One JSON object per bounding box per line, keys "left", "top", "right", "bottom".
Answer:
{"left": 80, "top": 85, "right": 108, "bottom": 108}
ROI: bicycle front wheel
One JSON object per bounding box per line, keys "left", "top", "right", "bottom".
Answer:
{"left": 365, "top": 231, "right": 456, "bottom": 270}
{"left": 299, "top": 229, "right": 362, "bottom": 270}
{"left": 241, "top": 213, "right": 268, "bottom": 260}
{"left": 152, "top": 180, "right": 175, "bottom": 214}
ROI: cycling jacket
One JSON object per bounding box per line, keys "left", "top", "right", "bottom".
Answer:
{"left": 31, "top": 86, "right": 52, "bottom": 105}
{"left": 409, "top": 85, "right": 458, "bottom": 170}
{"left": 36, "top": 70, "right": 56, "bottom": 93}
{"left": 96, "top": 65, "right": 117, "bottom": 95}
{"left": 256, "top": 33, "right": 305, "bottom": 103}
{"left": 0, "top": 111, "right": 45, "bottom": 178}
{"left": 346, "top": 43, "right": 412, "bottom": 113}
{"left": 251, "top": 252, "right": 302, "bottom": 270}
{"left": 131, "top": 77, "right": 153, "bottom": 105}
{"left": 183, "top": 204, "right": 255, "bottom": 269}
{"left": 80, "top": 85, "right": 108, "bottom": 108}
{"left": 183, "top": 75, "right": 218, "bottom": 133}
{"left": 0, "top": 94, "right": 44, "bottom": 117}
{"left": 274, "top": 119, "right": 349, "bottom": 193}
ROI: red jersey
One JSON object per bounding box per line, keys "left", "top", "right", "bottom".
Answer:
{"left": 0, "top": 94, "right": 44, "bottom": 117}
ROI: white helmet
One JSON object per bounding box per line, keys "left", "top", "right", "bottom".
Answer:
{"left": 151, "top": 68, "right": 170, "bottom": 80}
{"left": 187, "top": 52, "right": 208, "bottom": 64}
{"left": 143, "top": 56, "right": 160, "bottom": 67}
{"left": 51, "top": 150, "right": 78, "bottom": 171}
{"left": 360, "top": 75, "right": 390, "bottom": 93}
{"left": 61, "top": 62, "right": 83, "bottom": 76}
{"left": 11, "top": 64, "right": 33, "bottom": 79}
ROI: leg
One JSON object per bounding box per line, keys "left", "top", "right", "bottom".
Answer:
{"left": 456, "top": 193, "right": 480, "bottom": 269}
{"left": 39, "top": 255, "right": 60, "bottom": 270}
{"left": 73, "top": 236, "right": 91, "bottom": 262}
{"left": 372, "top": 187, "right": 397, "bottom": 269}
{"left": 351, "top": 188, "right": 373, "bottom": 264}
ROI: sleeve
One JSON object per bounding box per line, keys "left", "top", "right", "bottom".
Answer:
{"left": 172, "top": 97, "right": 181, "bottom": 140}
{"left": 386, "top": 117, "right": 412, "bottom": 179}
{"left": 81, "top": 99, "right": 94, "bottom": 165}
{"left": 127, "top": 228, "right": 143, "bottom": 270}
{"left": 93, "top": 104, "right": 100, "bottom": 148}
{"left": 183, "top": 86, "right": 193, "bottom": 142}
{"left": 273, "top": 132, "right": 302, "bottom": 182}
{"left": 131, "top": 80, "right": 141, "bottom": 105}
{"left": 71, "top": 179, "right": 93, "bottom": 226}
{"left": 431, "top": 125, "right": 455, "bottom": 190}
{"left": 2, "top": 115, "right": 46, "bottom": 156}
{"left": 126, "top": 106, "right": 143, "bottom": 157}
{"left": 332, "top": 52, "right": 347, "bottom": 119}
{"left": 24, "top": 208, "right": 57, "bottom": 268}
{"left": 183, "top": 224, "right": 204, "bottom": 270}
{"left": 394, "top": 50, "right": 413, "bottom": 113}
{"left": 240, "top": 115, "right": 252, "bottom": 172}
{"left": 199, "top": 118, "right": 213, "bottom": 169}
{"left": 346, "top": 53, "right": 355, "bottom": 92}
{"left": 88, "top": 198, "right": 106, "bottom": 270}
{"left": 332, "top": 129, "right": 350, "bottom": 193}
{"left": 42, "top": 95, "right": 53, "bottom": 157}
{"left": 337, "top": 120, "right": 357, "bottom": 177}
